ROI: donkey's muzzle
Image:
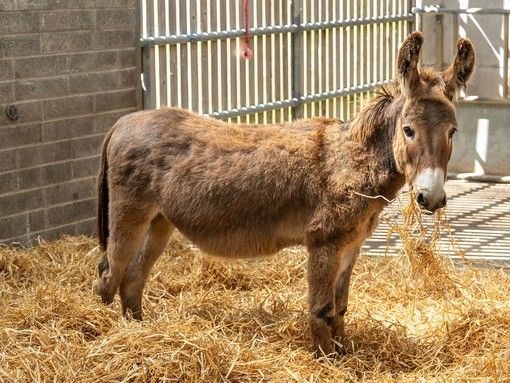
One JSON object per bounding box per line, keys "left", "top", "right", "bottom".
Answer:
{"left": 414, "top": 168, "right": 447, "bottom": 213}
{"left": 416, "top": 190, "right": 447, "bottom": 213}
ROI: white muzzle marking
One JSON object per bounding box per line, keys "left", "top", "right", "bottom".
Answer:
{"left": 414, "top": 167, "right": 446, "bottom": 211}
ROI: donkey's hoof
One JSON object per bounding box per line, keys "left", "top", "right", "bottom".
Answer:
{"left": 92, "top": 279, "right": 114, "bottom": 305}
{"left": 334, "top": 341, "right": 348, "bottom": 356}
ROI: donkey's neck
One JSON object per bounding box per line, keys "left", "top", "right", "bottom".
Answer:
{"left": 326, "top": 112, "right": 405, "bottom": 204}
{"left": 351, "top": 95, "right": 406, "bottom": 202}
{"left": 360, "top": 128, "right": 405, "bottom": 202}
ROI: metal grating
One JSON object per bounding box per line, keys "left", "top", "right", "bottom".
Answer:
{"left": 140, "top": 0, "right": 413, "bottom": 122}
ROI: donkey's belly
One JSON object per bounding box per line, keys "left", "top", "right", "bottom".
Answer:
{"left": 170, "top": 215, "right": 306, "bottom": 259}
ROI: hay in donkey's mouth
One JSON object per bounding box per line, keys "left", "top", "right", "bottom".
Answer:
{"left": 382, "top": 191, "right": 471, "bottom": 296}
{"left": 1, "top": 226, "right": 509, "bottom": 382}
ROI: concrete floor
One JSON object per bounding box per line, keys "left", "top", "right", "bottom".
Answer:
{"left": 363, "top": 180, "right": 510, "bottom": 263}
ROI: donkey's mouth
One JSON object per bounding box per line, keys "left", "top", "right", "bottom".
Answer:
{"left": 419, "top": 207, "right": 435, "bottom": 215}
{"left": 415, "top": 189, "right": 447, "bottom": 214}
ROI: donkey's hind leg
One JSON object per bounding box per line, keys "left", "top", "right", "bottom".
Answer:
{"left": 93, "top": 209, "right": 153, "bottom": 306}
{"left": 120, "top": 214, "right": 174, "bottom": 320}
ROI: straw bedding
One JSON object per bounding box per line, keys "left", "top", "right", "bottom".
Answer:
{"left": 1, "top": 206, "right": 510, "bottom": 382}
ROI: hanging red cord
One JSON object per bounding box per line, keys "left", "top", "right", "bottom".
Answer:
{"left": 242, "top": 0, "right": 253, "bottom": 59}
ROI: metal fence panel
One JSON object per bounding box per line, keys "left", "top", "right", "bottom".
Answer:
{"left": 140, "top": 0, "right": 414, "bottom": 123}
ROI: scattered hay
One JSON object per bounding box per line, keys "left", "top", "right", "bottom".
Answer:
{"left": 1, "top": 224, "right": 510, "bottom": 382}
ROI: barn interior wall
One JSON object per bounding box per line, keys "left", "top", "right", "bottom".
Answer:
{"left": 0, "top": 0, "right": 140, "bottom": 246}
{"left": 419, "top": 0, "right": 510, "bottom": 176}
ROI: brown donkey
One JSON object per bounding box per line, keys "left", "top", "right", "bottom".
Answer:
{"left": 93, "top": 32, "right": 475, "bottom": 355}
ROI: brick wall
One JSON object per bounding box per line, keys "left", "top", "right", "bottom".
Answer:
{"left": 0, "top": 0, "right": 139, "bottom": 246}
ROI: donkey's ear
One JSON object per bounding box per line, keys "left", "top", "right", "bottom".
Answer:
{"left": 397, "top": 31, "right": 424, "bottom": 97}
{"left": 442, "top": 37, "right": 476, "bottom": 100}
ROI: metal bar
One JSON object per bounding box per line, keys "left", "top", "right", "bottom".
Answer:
{"left": 140, "top": 14, "right": 414, "bottom": 46}
{"left": 291, "top": 0, "right": 303, "bottom": 119}
{"left": 504, "top": 14, "right": 509, "bottom": 99}
{"left": 412, "top": 0, "right": 420, "bottom": 30}
{"left": 141, "top": 45, "right": 152, "bottom": 109}
{"left": 451, "top": 12, "right": 458, "bottom": 64}
{"left": 412, "top": 7, "right": 510, "bottom": 15}
{"left": 435, "top": 14, "right": 443, "bottom": 70}
{"left": 207, "top": 81, "right": 389, "bottom": 120}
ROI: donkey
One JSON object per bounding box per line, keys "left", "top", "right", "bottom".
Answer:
{"left": 93, "top": 32, "right": 475, "bottom": 355}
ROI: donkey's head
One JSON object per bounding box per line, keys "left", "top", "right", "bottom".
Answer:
{"left": 393, "top": 31, "right": 475, "bottom": 212}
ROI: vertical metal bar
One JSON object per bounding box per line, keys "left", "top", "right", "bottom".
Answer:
{"left": 186, "top": 0, "right": 193, "bottom": 111}
{"left": 435, "top": 14, "right": 444, "bottom": 70}
{"left": 452, "top": 13, "right": 458, "bottom": 67}
{"left": 175, "top": 1, "right": 182, "bottom": 107}
{"left": 331, "top": 0, "right": 336, "bottom": 117}
{"left": 340, "top": 1, "right": 345, "bottom": 120}
{"left": 316, "top": 0, "right": 322, "bottom": 117}
{"left": 412, "top": 0, "right": 420, "bottom": 31}
{"left": 244, "top": 0, "right": 251, "bottom": 123}
{"left": 216, "top": 0, "right": 222, "bottom": 112}
{"left": 261, "top": 2, "right": 268, "bottom": 123}
{"left": 310, "top": 1, "right": 316, "bottom": 117}
{"left": 226, "top": 0, "right": 232, "bottom": 118}
{"left": 196, "top": 0, "right": 203, "bottom": 114}
{"left": 287, "top": 0, "right": 292, "bottom": 121}
{"left": 253, "top": 0, "right": 259, "bottom": 123}
{"left": 270, "top": 2, "right": 276, "bottom": 122}
{"left": 346, "top": 0, "right": 351, "bottom": 119}
{"left": 234, "top": 0, "right": 240, "bottom": 122}
{"left": 503, "top": 14, "right": 509, "bottom": 99}
{"left": 303, "top": 1, "right": 308, "bottom": 118}
{"left": 140, "top": 0, "right": 149, "bottom": 109}
{"left": 325, "top": 0, "right": 330, "bottom": 116}
{"left": 292, "top": 0, "right": 303, "bottom": 119}
{"left": 142, "top": 45, "right": 152, "bottom": 109}
{"left": 153, "top": 0, "right": 160, "bottom": 108}
{"left": 164, "top": 0, "right": 171, "bottom": 107}
{"left": 135, "top": 0, "right": 143, "bottom": 109}
{"left": 278, "top": 0, "right": 285, "bottom": 122}
{"left": 206, "top": 1, "right": 213, "bottom": 114}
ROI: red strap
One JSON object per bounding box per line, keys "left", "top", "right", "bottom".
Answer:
{"left": 242, "top": 0, "right": 253, "bottom": 59}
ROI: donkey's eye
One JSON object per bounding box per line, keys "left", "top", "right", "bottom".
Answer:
{"left": 448, "top": 128, "right": 457, "bottom": 139}
{"left": 403, "top": 126, "right": 414, "bottom": 139}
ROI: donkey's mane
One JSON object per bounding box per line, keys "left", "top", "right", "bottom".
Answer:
{"left": 350, "top": 66, "right": 447, "bottom": 143}
{"left": 349, "top": 84, "right": 397, "bottom": 143}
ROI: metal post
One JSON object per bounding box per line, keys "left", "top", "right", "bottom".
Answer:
{"left": 291, "top": 0, "right": 303, "bottom": 119}
{"left": 135, "top": 0, "right": 143, "bottom": 110}
{"left": 452, "top": 13, "right": 459, "bottom": 67}
{"left": 503, "top": 14, "right": 509, "bottom": 99}
{"left": 435, "top": 14, "right": 444, "bottom": 70}
{"left": 415, "top": 0, "right": 422, "bottom": 31}
{"left": 141, "top": 45, "right": 152, "bottom": 109}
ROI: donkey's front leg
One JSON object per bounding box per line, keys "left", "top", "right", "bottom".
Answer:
{"left": 306, "top": 241, "right": 344, "bottom": 356}
{"left": 330, "top": 247, "right": 359, "bottom": 354}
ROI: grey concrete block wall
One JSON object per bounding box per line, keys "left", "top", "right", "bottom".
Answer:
{"left": 0, "top": 0, "right": 139, "bottom": 246}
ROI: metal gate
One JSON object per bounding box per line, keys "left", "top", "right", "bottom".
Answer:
{"left": 140, "top": 0, "right": 414, "bottom": 123}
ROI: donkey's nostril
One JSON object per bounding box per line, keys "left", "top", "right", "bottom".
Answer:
{"left": 416, "top": 191, "right": 426, "bottom": 206}
{"left": 440, "top": 195, "right": 447, "bottom": 208}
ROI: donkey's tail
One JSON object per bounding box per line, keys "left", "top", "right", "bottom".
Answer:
{"left": 97, "top": 127, "right": 116, "bottom": 251}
